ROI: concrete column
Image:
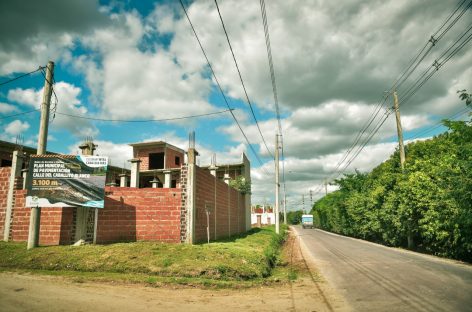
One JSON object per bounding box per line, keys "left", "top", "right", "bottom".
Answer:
{"left": 129, "top": 159, "right": 141, "bottom": 188}
{"left": 186, "top": 148, "right": 197, "bottom": 244}
{"left": 209, "top": 165, "right": 218, "bottom": 177}
{"left": 21, "top": 169, "right": 28, "bottom": 190}
{"left": 74, "top": 207, "right": 88, "bottom": 243}
{"left": 3, "top": 151, "right": 23, "bottom": 242}
{"left": 163, "top": 170, "right": 172, "bottom": 188}
{"left": 242, "top": 153, "right": 252, "bottom": 232}
{"left": 79, "top": 141, "right": 97, "bottom": 156}
{"left": 224, "top": 173, "right": 230, "bottom": 185}
{"left": 151, "top": 178, "right": 159, "bottom": 188}
{"left": 119, "top": 174, "right": 129, "bottom": 187}
{"left": 93, "top": 208, "right": 98, "bottom": 244}
{"left": 75, "top": 140, "right": 97, "bottom": 245}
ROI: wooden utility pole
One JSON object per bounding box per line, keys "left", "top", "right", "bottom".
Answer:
{"left": 393, "top": 91, "right": 405, "bottom": 170}
{"left": 274, "top": 134, "right": 280, "bottom": 234}
{"left": 27, "top": 61, "right": 54, "bottom": 250}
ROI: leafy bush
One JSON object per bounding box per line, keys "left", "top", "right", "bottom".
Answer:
{"left": 311, "top": 92, "right": 472, "bottom": 262}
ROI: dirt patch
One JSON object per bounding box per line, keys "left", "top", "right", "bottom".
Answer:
{"left": 0, "top": 230, "right": 346, "bottom": 312}
{"left": 0, "top": 271, "right": 330, "bottom": 312}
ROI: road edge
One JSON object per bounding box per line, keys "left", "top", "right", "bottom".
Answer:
{"left": 314, "top": 228, "right": 472, "bottom": 269}
{"left": 291, "top": 226, "right": 352, "bottom": 312}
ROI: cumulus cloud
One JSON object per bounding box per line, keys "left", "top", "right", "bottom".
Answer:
{"left": 68, "top": 140, "right": 133, "bottom": 169}
{"left": 0, "top": 0, "right": 109, "bottom": 75}
{"left": 7, "top": 87, "right": 41, "bottom": 108}
{"left": 221, "top": 101, "right": 431, "bottom": 160}
{"left": 1, "top": 0, "right": 470, "bottom": 204}
{"left": 0, "top": 102, "right": 18, "bottom": 114}
{"left": 251, "top": 141, "right": 399, "bottom": 204}
{"left": 158, "top": 0, "right": 471, "bottom": 116}
{"left": 61, "top": 9, "right": 220, "bottom": 120}
{"left": 8, "top": 82, "right": 98, "bottom": 137}
{"left": 140, "top": 132, "right": 246, "bottom": 166}
{"left": 4, "top": 119, "right": 30, "bottom": 135}
{"left": 66, "top": 133, "right": 247, "bottom": 173}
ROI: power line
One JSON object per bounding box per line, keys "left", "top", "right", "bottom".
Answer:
{"left": 406, "top": 107, "right": 471, "bottom": 140}
{"left": 399, "top": 23, "right": 472, "bottom": 107}
{"left": 330, "top": 110, "right": 393, "bottom": 182}
{"left": 259, "top": 0, "right": 287, "bottom": 211}
{"left": 178, "top": 0, "right": 271, "bottom": 175}
{"left": 0, "top": 109, "right": 40, "bottom": 120}
{"left": 54, "top": 108, "right": 235, "bottom": 122}
{"left": 39, "top": 67, "right": 58, "bottom": 121}
{"left": 433, "top": 0, "right": 469, "bottom": 39}
{"left": 0, "top": 108, "right": 237, "bottom": 123}
{"left": 259, "top": 0, "right": 282, "bottom": 135}
{"left": 0, "top": 66, "right": 45, "bottom": 87}
{"left": 214, "top": 0, "right": 274, "bottom": 160}
{"left": 328, "top": 94, "right": 390, "bottom": 178}
{"left": 323, "top": 1, "right": 472, "bottom": 187}
{"left": 392, "top": 0, "right": 471, "bottom": 92}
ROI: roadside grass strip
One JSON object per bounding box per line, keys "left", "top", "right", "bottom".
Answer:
{"left": 0, "top": 226, "right": 288, "bottom": 287}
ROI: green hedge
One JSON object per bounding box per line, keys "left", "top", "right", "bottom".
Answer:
{"left": 311, "top": 96, "right": 472, "bottom": 262}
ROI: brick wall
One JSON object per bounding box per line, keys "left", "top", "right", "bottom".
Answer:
{"left": 0, "top": 171, "right": 182, "bottom": 245}
{"left": 136, "top": 146, "right": 184, "bottom": 171}
{"left": 0, "top": 151, "right": 13, "bottom": 166}
{"left": 96, "top": 187, "right": 182, "bottom": 244}
{"left": 0, "top": 167, "right": 11, "bottom": 240}
{"left": 7, "top": 190, "right": 74, "bottom": 245}
{"left": 194, "top": 167, "right": 246, "bottom": 242}
{"left": 136, "top": 147, "right": 164, "bottom": 171}
{"left": 164, "top": 148, "right": 184, "bottom": 169}
{"left": 4, "top": 187, "right": 182, "bottom": 245}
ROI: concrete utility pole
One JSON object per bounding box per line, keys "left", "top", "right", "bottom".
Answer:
{"left": 283, "top": 194, "right": 287, "bottom": 225}
{"left": 393, "top": 91, "right": 406, "bottom": 170}
{"left": 27, "top": 61, "right": 54, "bottom": 250}
{"left": 302, "top": 194, "right": 305, "bottom": 213}
{"left": 394, "top": 90, "right": 414, "bottom": 249}
{"left": 324, "top": 179, "right": 328, "bottom": 195}
{"left": 274, "top": 134, "right": 280, "bottom": 234}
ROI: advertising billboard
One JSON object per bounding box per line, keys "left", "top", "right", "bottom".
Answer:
{"left": 25, "top": 155, "right": 108, "bottom": 208}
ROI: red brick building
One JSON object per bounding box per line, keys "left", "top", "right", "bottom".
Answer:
{"left": 0, "top": 139, "right": 251, "bottom": 245}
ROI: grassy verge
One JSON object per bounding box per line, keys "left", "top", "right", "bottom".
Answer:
{"left": 0, "top": 226, "right": 289, "bottom": 288}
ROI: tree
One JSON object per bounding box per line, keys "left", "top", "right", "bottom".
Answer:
{"left": 229, "top": 176, "right": 251, "bottom": 194}
{"left": 286, "top": 210, "right": 304, "bottom": 225}
{"left": 308, "top": 90, "right": 472, "bottom": 261}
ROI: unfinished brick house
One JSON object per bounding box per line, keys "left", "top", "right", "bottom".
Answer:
{"left": 0, "top": 138, "right": 251, "bottom": 245}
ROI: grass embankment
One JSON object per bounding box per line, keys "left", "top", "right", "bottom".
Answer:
{"left": 0, "top": 226, "right": 289, "bottom": 288}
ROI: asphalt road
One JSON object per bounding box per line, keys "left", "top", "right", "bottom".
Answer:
{"left": 293, "top": 226, "right": 472, "bottom": 312}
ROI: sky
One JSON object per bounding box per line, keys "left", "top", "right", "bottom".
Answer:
{"left": 0, "top": 0, "right": 471, "bottom": 209}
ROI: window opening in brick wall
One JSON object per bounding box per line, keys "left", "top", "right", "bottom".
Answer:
{"left": 149, "top": 152, "right": 164, "bottom": 169}
{"left": 175, "top": 156, "right": 180, "bottom": 166}
{"left": 171, "top": 179, "right": 177, "bottom": 188}
{"left": 1, "top": 159, "right": 12, "bottom": 167}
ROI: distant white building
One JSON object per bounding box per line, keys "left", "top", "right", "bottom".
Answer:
{"left": 251, "top": 205, "right": 275, "bottom": 227}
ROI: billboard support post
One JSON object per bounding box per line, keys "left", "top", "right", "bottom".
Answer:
{"left": 28, "top": 61, "right": 54, "bottom": 250}
{"left": 25, "top": 155, "right": 108, "bottom": 246}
